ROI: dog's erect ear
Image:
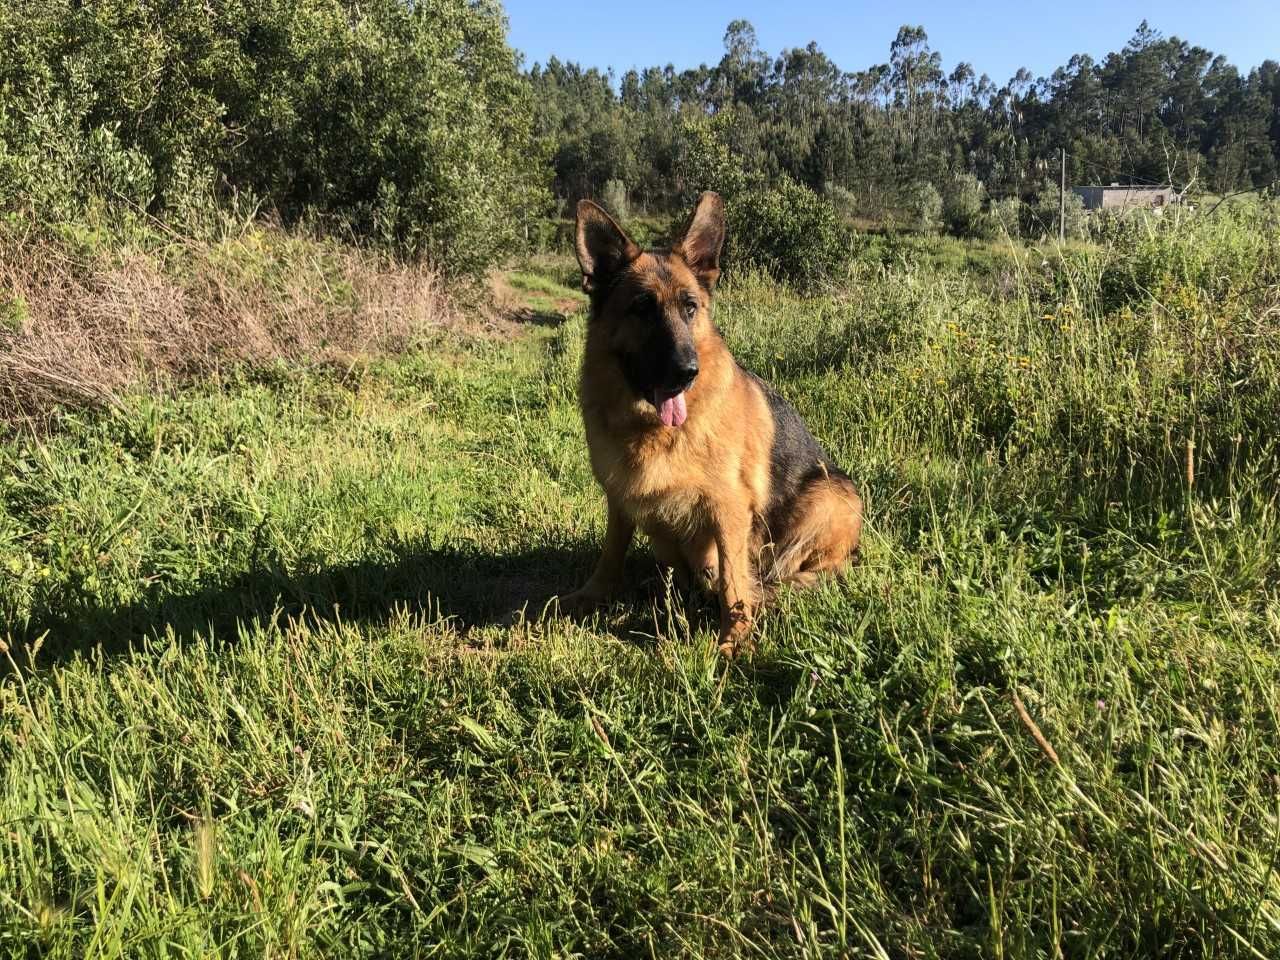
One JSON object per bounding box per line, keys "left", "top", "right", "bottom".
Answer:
{"left": 575, "top": 200, "right": 640, "bottom": 294}
{"left": 675, "top": 191, "right": 725, "bottom": 291}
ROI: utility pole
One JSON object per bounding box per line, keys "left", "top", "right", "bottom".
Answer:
{"left": 1059, "top": 147, "right": 1067, "bottom": 243}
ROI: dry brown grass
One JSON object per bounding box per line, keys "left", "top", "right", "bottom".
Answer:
{"left": 0, "top": 221, "right": 461, "bottom": 423}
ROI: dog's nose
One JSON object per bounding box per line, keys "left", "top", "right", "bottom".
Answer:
{"left": 673, "top": 358, "right": 699, "bottom": 387}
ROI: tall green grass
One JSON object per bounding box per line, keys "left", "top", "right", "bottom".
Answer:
{"left": 2, "top": 205, "right": 1278, "bottom": 957}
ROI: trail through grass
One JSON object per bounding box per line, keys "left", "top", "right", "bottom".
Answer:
{"left": 2, "top": 213, "right": 1279, "bottom": 957}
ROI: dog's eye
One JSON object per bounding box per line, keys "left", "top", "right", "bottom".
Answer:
{"left": 681, "top": 297, "right": 698, "bottom": 320}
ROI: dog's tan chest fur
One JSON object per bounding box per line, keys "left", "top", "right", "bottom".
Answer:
{"left": 581, "top": 338, "right": 772, "bottom": 536}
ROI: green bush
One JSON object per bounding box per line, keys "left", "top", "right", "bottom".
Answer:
{"left": 675, "top": 114, "right": 847, "bottom": 288}
{"left": 674, "top": 112, "right": 751, "bottom": 203}
{"left": 728, "top": 177, "right": 849, "bottom": 289}
{"left": 902, "top": 180, "right": 943, "bottom": 233}
{"left": 988, "top": 196, "right": 1024, "bottom": 238}
{"left": 0, "top": 0, "right": 551, "bottom": 276}
{"left": 621, "top": 215, "right": 677, "bottom": 248}
{"left": 0, "top": 81, "right": 156, "bottom": 225}
{"left": 822, "top": 182, "right": 860, "bottom": 218}
{"left": 942, "top": 172, "right": 993, "bottom": 238}
{"left": 1029, "top": 179, "right": 1087, "bottom": 240}
{"left": 600, "top": 179, "right": 629, "bottom": 220}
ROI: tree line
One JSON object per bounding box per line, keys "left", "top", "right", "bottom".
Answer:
{"left": 2, "top": 5, "right": 1276, "bottom": 278}
{"left": 528, "top": 20, "right": 1280, "bottom": 225}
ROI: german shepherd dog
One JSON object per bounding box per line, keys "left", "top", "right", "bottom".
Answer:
{"left": 563, "top": 192, "right": 862, "bottom": 656}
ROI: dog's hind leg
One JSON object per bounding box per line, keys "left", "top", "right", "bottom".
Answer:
{"left": 682, "top": 529, "right": 720, "bottom": 593}
{"left": 649, "top": 528, "right": 718, "bottom": 593}
{"left": 767, "top": 476, "right": 863, "bottom": 588}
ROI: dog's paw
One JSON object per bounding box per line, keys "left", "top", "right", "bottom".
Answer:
{"left": 716, "top": 633, "right": 757, "bottom": 660}
{"left": 716, "top": 605, "right": 756, "bottom": 659}
{"left": 555, "top": 588, "right": 610, "bottom": 617}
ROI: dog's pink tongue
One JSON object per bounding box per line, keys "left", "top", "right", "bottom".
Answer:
{"left": 658, "top": 391, "right": 688, "bottom": 428}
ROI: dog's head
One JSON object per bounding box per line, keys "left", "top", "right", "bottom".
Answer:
{"left": 574, "top": 192, "right": 725, "bottom": 428}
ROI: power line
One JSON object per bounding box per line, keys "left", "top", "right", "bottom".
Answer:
{"left": 1068, "top": 151, "right": 1166, "bottom": 187}
{"left": 1064, "top": 150, "right": 1169, "bottom": 188}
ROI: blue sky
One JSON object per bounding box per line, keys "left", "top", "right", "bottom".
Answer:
{"left": 503, "top": 0, "right": 1279, "bottom": 84}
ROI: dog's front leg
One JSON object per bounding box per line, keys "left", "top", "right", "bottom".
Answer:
{"left": 713, "top": 509, "right": 758, "bottom": 657}
{"left": 561, "top": 498, "right": 634, "bottom": 612}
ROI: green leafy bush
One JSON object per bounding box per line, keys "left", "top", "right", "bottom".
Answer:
{"left": 1029, "top": 179, "right": 1087, "bottom": 240}
{"left": 942, "top": 172, "right": 993, "bottom": 238}
{"left": 902, "top": 181, "right": 943, "bottom": 233}
{"left": 822, "top": 183, "right": 861, "bottom": 219}
{"left": 0, "top": 0, "right": 551, "bottom": 276}
{"left": 600, "top": 179, "right": 629, "bottom": 220}
{"left": 674, "top": 113, "right": 751, "bottom": 203}
{"left": 0, "top": 82, "right": 156, "bottom": 225}
{"left": 675, "top": 114, "right": 847, "bottom": 288}
{"left": 728, "top": 177, "right": 849, "bottom": 289}
{"left": 988, "top": 196, "right": 1024, "bottom": 238}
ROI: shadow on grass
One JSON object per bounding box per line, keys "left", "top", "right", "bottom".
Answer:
{"left": 11, "top": 540, "right": 718, "bottom": 669}
{"left": 513, "top": 308, "right": 572, "bottom": 328}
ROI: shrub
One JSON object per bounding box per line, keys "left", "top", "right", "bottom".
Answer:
{"left": 0, "top": 0, "right": 551, "bottom": 277}
{"left": 942, "top": 172, "right": 993, "bottom": 238}
{"left": 988, "top": 197, "right": 1024, "bottom": 239}
{"left": 903, "top": 181, "right": 943, "bottom": 233}
{"left": 0, "top": 82, "right": 156, "bottom": 226}
{"left": 823, "top": 183, "right": 860, "bottom": 218}
{"left": 727, "top": 177, "right": 849, "bottom": 289}
{"left": 1028, "top": 179, "right": 1087, "bottom": 240}
{"left": 600, "top": 179, "right": 629, "bottom": 221}
{"left": 622, "top": 216, "right": 678, "bottom": 248}
{"left": 674, "top": 112, "right": 751, "bottom": 203}
{"left": 674, "top": 115, "right": 847, "bottom": 288}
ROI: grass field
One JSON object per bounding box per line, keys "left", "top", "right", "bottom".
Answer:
{"left": 2, "top": 208, "right": 1279, "bottom": 957}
